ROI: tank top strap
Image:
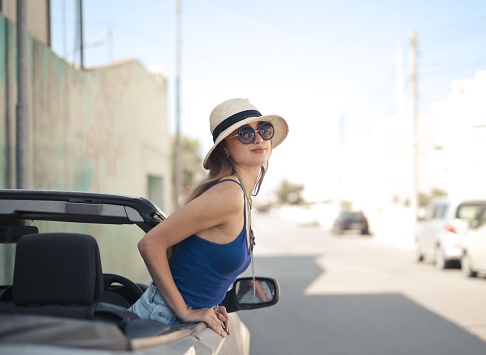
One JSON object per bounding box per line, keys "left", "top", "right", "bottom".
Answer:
{"left": 206, "top": 178, "right": 247, "bottom": 225}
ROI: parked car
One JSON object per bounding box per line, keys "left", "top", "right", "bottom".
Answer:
{"left": 332, "top": 210, "right": 370, "bottom": 235}
{"left": 415, "top": 198, "right": 486, "bottom": 269}
{"left": 461, "top": 203, "right": 486, "bottom": 278}
{"left": 0, "top": 190, "right": 279, "bottom": 354}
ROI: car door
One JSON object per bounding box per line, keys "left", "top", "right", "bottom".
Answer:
{"left": 421, "top": 202, "right": 449, "bottom": 256}
{"left": 470, "top": 208, "right": 486, "bottom": 271}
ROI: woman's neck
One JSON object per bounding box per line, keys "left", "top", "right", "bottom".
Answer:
{"left": 233, "top": 171, "right": 256, "bottom": 210}
{"left": 233, "top": 169, "right": 259, "bottom": 195}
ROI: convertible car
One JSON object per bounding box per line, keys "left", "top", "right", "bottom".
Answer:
{"left": 0, "top": 189, "right": 279, "bottom": 354}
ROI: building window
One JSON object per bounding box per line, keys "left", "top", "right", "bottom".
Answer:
{"left": 148, "top": 175, "right": 164, "bottom": 209}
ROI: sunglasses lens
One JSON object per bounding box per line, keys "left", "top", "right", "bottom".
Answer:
{"left": 259, "top": 123, "right": 274, "bottom": 140}
{"left": 238, "top": 126, "right": 256, "bottom": 144}
{"left": 236, "top": 123, "right": 275, "bottom": 144}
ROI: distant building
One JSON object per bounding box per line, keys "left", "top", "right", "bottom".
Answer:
{"left": 431, "top": 70, "right": 486, "bottom": 200}
{"left": 366, "top": 107, "right": 437, "bottom": 211}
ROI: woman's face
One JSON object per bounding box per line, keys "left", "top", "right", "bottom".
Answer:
{"left": 225, "top": 121, "right": 273, "bottom": 168}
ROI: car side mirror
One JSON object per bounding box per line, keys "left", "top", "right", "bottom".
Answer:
{"left": 221, "top": 277, "right": 280, "bottom": 313}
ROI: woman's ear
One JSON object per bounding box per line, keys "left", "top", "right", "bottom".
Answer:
{"left": 223, "top": 143, "right": 230, "bottom": 158}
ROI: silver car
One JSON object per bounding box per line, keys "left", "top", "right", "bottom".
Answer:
{"left": 462, "top": 203, "right": 486, "bottom": 278}
{"left": 0, "top": 190, "right": 279, "bottom": 354}
{"left": 415, "top": 198, "right": 486, "bottom": 269}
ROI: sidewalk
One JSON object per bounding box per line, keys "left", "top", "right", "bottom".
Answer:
{"left": 271, "top": 203, "right": 417, "bottom": 250}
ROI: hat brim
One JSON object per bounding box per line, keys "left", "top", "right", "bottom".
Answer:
{"left": 203, "top": 114, "right": 289, "bottom": 169}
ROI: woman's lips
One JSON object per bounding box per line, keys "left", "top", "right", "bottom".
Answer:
{"left": 252, "top": 148, "right": 266, "bottom": 153}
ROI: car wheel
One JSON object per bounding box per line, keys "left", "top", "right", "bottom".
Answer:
{"left": 435, "top": 246, "right": 449, "bottom": 269}
{"left": 415, "top": 243, "right": 424, "bottom": 263}
{"left": 361, "top": 228, "right": 370, "bottom": 235}
{"left": 461, "top": 253, "right": 477, "bottom": 278}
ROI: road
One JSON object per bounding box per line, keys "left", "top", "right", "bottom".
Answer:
{"left": 237, "top": 213, "right": 486, "bottom": 355}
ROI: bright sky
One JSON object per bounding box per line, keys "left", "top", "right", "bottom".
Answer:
{"left": 50, "top": 0, "right": 486, "bottom": 200}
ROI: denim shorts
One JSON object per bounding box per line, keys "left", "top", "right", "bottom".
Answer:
{"left": 128, "top": 282, "right": 181, "bottom": 327}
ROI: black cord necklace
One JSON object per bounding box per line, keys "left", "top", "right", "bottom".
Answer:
{"left": 233, "top": 172, "right": 256, "bottom": 251}
{"left": 233, "top": 172, "right": 256, "bottom": 294}
{"left": 233, "top": 172, "right": 252, "bottom": 210}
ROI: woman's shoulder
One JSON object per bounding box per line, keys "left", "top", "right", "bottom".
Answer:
{"left": 172, "top": 178, "right": 244, "bottom": 231}
{"left": 200, "top": 178, "right": 244, "bottom": 207}
{"left": 209, "top": 178, "right": 243, "bottom": 196}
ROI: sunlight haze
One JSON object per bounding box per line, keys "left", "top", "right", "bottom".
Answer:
{"left": 50, "top": 0, "right": 486, "bottom": 203}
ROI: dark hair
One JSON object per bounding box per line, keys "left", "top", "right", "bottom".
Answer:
{"left": 182, "top": 142, "right": 268, "bottom": 205}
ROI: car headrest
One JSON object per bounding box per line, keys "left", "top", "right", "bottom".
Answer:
{"left": 12, "top": 233, "right": 104, "bottom": 305}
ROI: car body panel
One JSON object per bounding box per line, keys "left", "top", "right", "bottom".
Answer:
{"left": 462, "top": 205, "right": 486, "bottom": 275}
{"left": 416, "top": 199, "right": 450, "bottom": 256}
{"left": 0, "top": 315, "right": 230, "bottom": 354}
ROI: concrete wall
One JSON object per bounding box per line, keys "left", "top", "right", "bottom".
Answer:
{"left": 1, "top": 13, "right": 173, "bottom": 211}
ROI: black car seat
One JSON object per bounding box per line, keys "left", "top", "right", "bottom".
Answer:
{"left": 0, "top": 233, "right": 139, "bottom": 329}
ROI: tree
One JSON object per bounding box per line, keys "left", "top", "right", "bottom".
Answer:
{"left": 275, "top": 179, "right": 305, "bottom": 205}
{"left": 418, "top": 188, "right": 448, "bottom": 207}
{"left": 173, "top": 135, "right": 205, "bottom": 195}
{"left": 182, "top": 136, "right": 205, "bottom": 188}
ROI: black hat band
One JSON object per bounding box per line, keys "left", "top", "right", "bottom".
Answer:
{"left": 212, "top": 110, "right": 262, "bottom": 143}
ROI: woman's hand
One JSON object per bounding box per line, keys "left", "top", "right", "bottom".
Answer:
{"left": 180, "top": 306, "right": 231, "bottom": 337}
{"left": 213, "top": 306, "right": 231, "bottom": 336}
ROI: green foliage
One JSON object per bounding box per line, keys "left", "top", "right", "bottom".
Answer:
{"left": 275, "top": 179, "right": 305, "bottom": 205}
{"left": 418, "top": 188, "right": 448, "bottom": 207}
{"left": 340, "top": 200, "right": 352, "bottom": 209}
{"left": 431, "top": 188, "right": 448, "bottom": 198}
{"left": 418, "top": 193, "right": 429, "bottom": 207}
{"left": 173, "top": 135, "right": 205, "bottom": 190}
{"left": 181, "top": 136, "right": 204, "bottom": 188}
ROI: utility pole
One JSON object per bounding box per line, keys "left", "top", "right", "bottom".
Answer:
{"left": 62, "top": 0, "right": 67, "bottom": 58}
{"left": 16, "top": 0, "right": 31, "bottom": 189}
{"left": 78, "top": 0, "right": 84, "bottom": 69}
{"left": 4, "top": 4, "right": 12, "bottom": 188}
{"left": 410, "top": 30, "right": 418, "bottom": 223}
{"left": 173, "top": 0, "right": 183, "bottom": 207}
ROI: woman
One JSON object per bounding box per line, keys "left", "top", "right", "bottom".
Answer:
{"left": 129, "top": 98, "right": 289, "bottom": 337}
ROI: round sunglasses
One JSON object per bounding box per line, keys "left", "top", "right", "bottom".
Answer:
{"left": 229, "top": 122, "right": 275, "bottom": 144}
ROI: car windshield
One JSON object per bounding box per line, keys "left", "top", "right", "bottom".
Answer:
{"left": 0, "top": 221, "right": 150, "bottom": 287}
{"left": 339, "top": 211, "right": 365, "bottom": 220}
{"left": 456, "top": 203, "right": 484, "bottom": 221}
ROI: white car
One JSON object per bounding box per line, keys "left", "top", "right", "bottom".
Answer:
{"left": 461, "top": 204, "right": 486, "bottom": 277}
{"left": 415, "top": 198, "right": 486, "bottom": 269}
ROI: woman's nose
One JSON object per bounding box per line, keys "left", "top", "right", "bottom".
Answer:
{"left": 253, "top": 131, "right": 264, "bottom": 143}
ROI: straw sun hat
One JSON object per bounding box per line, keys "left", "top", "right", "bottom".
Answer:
{"left": 203, "top": 98, "right": 289, "bottom": 169}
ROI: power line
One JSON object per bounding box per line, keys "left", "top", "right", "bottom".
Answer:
{"left": 422, "top": 14, "right": 486, "bottom": 39}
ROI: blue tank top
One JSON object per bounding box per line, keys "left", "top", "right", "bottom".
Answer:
{"left": 169, "top": 179, "right": 252, "bottom": 308}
